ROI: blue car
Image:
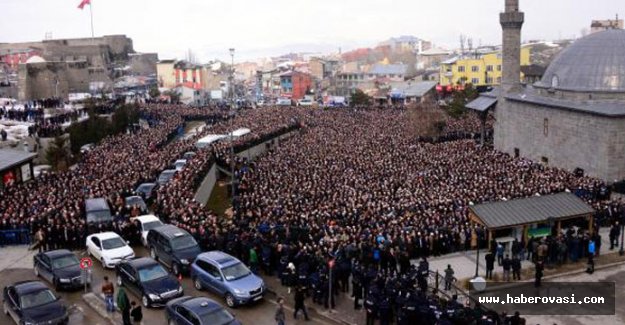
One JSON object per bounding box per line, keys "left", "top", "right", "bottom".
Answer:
{"left": 3, "top": 280, "right": 68, "bottom": 325}
{"left": 191, "top": 251, "right": 264, "bottom": 308}
{"left": 166, "top": 296, "right": 241, "bottom": 325}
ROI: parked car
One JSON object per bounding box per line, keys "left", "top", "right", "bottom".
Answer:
{"left": 135, "top": 182, "right": 157, "bottom": 200}
{"left": 147, "top": 225, "right": 201, "bottom": 276}
{"left": 84, "top": 198, "right": 113, "bottom": 224}
{"left": 191, "top": 251, "right": 264, "bottom": 308}
{"left": 3, "top": 281, "right": 68, "bottom": 325}
{"left": 166, "top": 296, "right": 241, "bottom": 325}
{"left": 131, "top": 215, "right": 164, "bottom": 247}
{"left": 116, "top": 257, "right": 183, "bottom": 308}
{"left": 125, "top": 195, "right": 148, "bottom": 214}
{"left": 86, "top": 232, "right": 135, "bottom": 268}
{"left": 173, "top": 159, "right": 187, "bottom": 172}
{"left": 157, "top": 169, "right": 177, "bottom": 185}
{"left": 182, "top": 152, "right": 196, "bottom": 160}
{"left": 33, "top": 250, "right": 88, "bottom": 291}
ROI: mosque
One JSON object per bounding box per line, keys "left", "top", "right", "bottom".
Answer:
{"left": 469, "top": 0, "right": 625, "bottom": 182}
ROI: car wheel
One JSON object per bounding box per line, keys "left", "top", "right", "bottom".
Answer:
{"left": 193, "top": 277, "right": 202, "bottom": 291}
{"left": 168, "top": 319, "right": 176, "bottom": 325}
{"left": 225, "top": 293, "right": 236, "bottom": 308}
{"left": 117, "top": 276, "right": 123, "bottom": 287}
{"left": 100, "top": 258, "right": 107, "bottom": 268}
{"left": 3, "top": 301, "right": 9, "bottom": 315}
{"left": 142, "top": 295, "right": 150, "bottom": 308}
{"left": 172, "top": 263, "right": 180, "bottom": 276}
{"left": 150, "top": 248, "right": 157, "bottom": 260}
{"left": 54, "top": 278, "right": 61, "bottom": 291}
{"left": 33, "top": 264, "right": 39, "bottom": 277}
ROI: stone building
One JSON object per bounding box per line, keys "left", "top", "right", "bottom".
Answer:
{"left": 471, "top": 0, "right": 625, "bottom": 182}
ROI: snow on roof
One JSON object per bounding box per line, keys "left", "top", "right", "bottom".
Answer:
{"left": 25, "top": 55, "right": 46, "bottom": 64}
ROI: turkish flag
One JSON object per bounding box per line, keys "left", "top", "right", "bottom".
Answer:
{"left": 78, "top": 0, "right": 91, "bottom": 10}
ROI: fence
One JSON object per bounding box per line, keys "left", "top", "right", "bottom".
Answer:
{"left": 0, "top": 229, "right": 31, "bottom": 246}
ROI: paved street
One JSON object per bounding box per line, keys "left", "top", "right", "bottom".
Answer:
{"left": 0, "top": 246, "right": 330, "bottom": 325}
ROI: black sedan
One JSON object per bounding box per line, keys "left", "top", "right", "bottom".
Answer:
{"left": 166, "top": 296, "right": 241, "bottom": 325}
{"left": 116, "top": 257, "right": 183, "bottom": 308}
{"left": 33, "top": 250, "right": 88, "bottom": 291}
{"left": 3, "top": 280, "right": 68, "bottom": 325}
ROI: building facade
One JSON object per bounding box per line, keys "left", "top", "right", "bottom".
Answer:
{"left": 280, "top": 71, "right": 312, "bottom": 100}
{"left": 439, "top": 47, "right": 530, "bottom": 87}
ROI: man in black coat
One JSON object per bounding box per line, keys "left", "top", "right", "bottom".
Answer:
{"left": 485, "top": 252, "right": 495, "bottom": 280}
{"left": 511, "top": 256, "right": 522, "bottom": 280}
{"left": 293, "top": 286, "right": 309, "bottom": 321}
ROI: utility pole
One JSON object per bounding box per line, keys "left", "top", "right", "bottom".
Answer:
{"left": 229, "top": 48, "right": 236, "bottom": 209}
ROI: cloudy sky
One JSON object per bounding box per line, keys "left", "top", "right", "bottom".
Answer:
{"left": 0, "top": 0, "right": 621, "bottom": 61}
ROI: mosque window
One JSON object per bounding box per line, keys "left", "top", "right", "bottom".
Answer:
{"left": 551, "top": 75, "right": 559, "bottom": 88}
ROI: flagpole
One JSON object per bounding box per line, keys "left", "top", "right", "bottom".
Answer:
{"left": 89, "top": 0, "right": 95, "bottom": 40}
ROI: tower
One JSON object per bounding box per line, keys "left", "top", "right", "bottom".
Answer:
{"left": 500, "top": 0, "right": 524, "bottom": 94}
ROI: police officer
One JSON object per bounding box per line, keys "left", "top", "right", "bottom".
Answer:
{"left": 364, "top": 286, "right": 379, "bottom": 325}
{"left": 378, "top": 295, "right": 392, "bottom": 325}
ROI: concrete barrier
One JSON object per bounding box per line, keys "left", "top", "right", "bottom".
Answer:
{"left": 194, "top": 163, "right": 218, "bottom": 205}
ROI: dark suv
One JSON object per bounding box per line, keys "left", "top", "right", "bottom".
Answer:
{"left": 147, "top": 225, "right": 201, "bottom": 276}
{"left": 115, "top": 257, "right": 183, "bottom": 308}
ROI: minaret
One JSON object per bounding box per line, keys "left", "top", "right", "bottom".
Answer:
{"left": 500, "top": 0, "right": 524, "bottom": 94}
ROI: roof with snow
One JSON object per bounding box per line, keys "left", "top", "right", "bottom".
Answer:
{"left": 0, "top": 149, "right": 37, "bottom": 172}
{"left": 369, "top": 64, "right": 407, "bottom": 76}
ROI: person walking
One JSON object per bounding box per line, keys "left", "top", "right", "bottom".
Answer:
{"left": 117, "top": 286, "right": 131, "bottom": 325}
{"left": 496, "top": 243, "right": 504, "bottom": 266}
{"left": 101, "top": 276, "right": 115, "bottom": 313}
{"left": 293, "top": 286, "right": 309, "bottom": 321}
{"left": 534, "top": 260, "right": 544, "bottom": 288}
{"left": 511, "top": 256, "right": 522, "bottom": 280}
{"left": 502, "top": 255, "right": 512, "bottom": 282}
{"left": 275, "top": 297, "right": 286, "bottom": 325}
{"left": 485, "top": 252, "right": 495, "bottom": 280}
{"left": 130, "top": 301, "right": 142, "bottom": 324}
{"left": 444, "top": 264, "right": 455, "bottom": 290}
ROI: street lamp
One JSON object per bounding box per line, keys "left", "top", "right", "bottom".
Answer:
{"left": 229, "top": 48, "right": 236, "bottom": 210}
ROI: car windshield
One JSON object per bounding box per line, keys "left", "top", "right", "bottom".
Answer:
{"left": 126, "top": 197, "right": 143, "bottom": 206}
{"left": 87, "top": 210, "right": 112, "bottom": 223}
{"left": 137, "top": 184, "right": 155, "bottom": 192}
{"left": 222, "top": 262, "right": 251, "bottom": 281}
{"left": 138, "top": 264, "right": 169, "bottom": 282}
{"left": 170, "top": 235, "right": 197, "bottom": 250}
{"left": 142, "top": 221, "right": 162, "bottom": 232}
{"left": 200, "top": 308, "right": 235, "bottom": 325}
{"left": 51, "top": 255, "right": 79, "bottom": 269}
{"left": 102, "top": 237, "right": 126, "bottom": 250}
{"left": 20, "top": 289, "right": 57, "bottom": 309}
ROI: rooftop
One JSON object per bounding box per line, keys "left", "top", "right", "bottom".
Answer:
{"left": 0, "top": 149, "right": 37, "bottom": 172}
{"left": 469, "top": 192, "right": 594, "bottom": 229}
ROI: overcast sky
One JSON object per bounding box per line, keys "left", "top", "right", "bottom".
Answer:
{"left": 0, "top": 0, "right": 621, "bottom": 62}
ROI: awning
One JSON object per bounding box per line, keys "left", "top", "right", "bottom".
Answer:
{"left": 466, "top": 96, "right": 498, "bottom": 112}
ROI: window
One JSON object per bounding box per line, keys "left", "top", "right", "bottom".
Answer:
{"left": 541, "top": 156, "right": 549, "bottom": 165}
{"left": 471, "top": 66, "right": 479, "bottom": 72}
{"left": 486, "top": 77, "right": 493, "bottom": 84}
{"left": 496, "top": 77, "right": 502, "bottom": 84}
{"left": 543, "top": 118, "right": 549, "bottom": 136}
{"left": 471, "top": 78, "right": 480, "bottom": 84}
{"left": 497, "top": 65, "right": 502, "bottom": 71}
{"left": 514, "top": 148, "right": 520, "bottom": 158}
{"left": 551, "top": 75, "right": 559, "bottom": 88}
{"left": 457, "top": 66, "right": 465, "bottom": 72}
{"left": 486, "top": 65, "right": 494, "bottom": 72}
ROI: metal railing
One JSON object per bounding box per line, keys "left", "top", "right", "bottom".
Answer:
{"left": 0, "top": 229, "right": 31, "bottom": 246}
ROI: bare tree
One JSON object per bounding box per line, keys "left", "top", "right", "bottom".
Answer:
{"left": 405, "top": 100, "right": 447, "bottom": 140}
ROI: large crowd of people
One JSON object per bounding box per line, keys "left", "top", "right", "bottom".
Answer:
{"left": 1, "top": 102, "right": 623, "bottom": 324}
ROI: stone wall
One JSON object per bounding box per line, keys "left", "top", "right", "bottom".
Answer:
{"left": 495, "top": 98, "right": 625, "bottom": 182}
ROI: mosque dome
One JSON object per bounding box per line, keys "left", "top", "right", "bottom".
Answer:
{"left": 536, "top": 29, "right": 625, "bottom": 92}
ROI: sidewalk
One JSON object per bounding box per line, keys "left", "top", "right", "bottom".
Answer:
{"left": 417, "top": 226, "right": 614, "bottom": 281}
{"left": 263, "top": 275, "right": 362, "bottom": 325}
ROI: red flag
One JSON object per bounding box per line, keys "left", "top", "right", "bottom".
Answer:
{"left": 78, "top": 0, "right": 90, "bottom": 10}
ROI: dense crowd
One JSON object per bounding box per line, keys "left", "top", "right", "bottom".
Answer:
{"left": 1, "top": 103, "right": 623, "bottom": 324}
